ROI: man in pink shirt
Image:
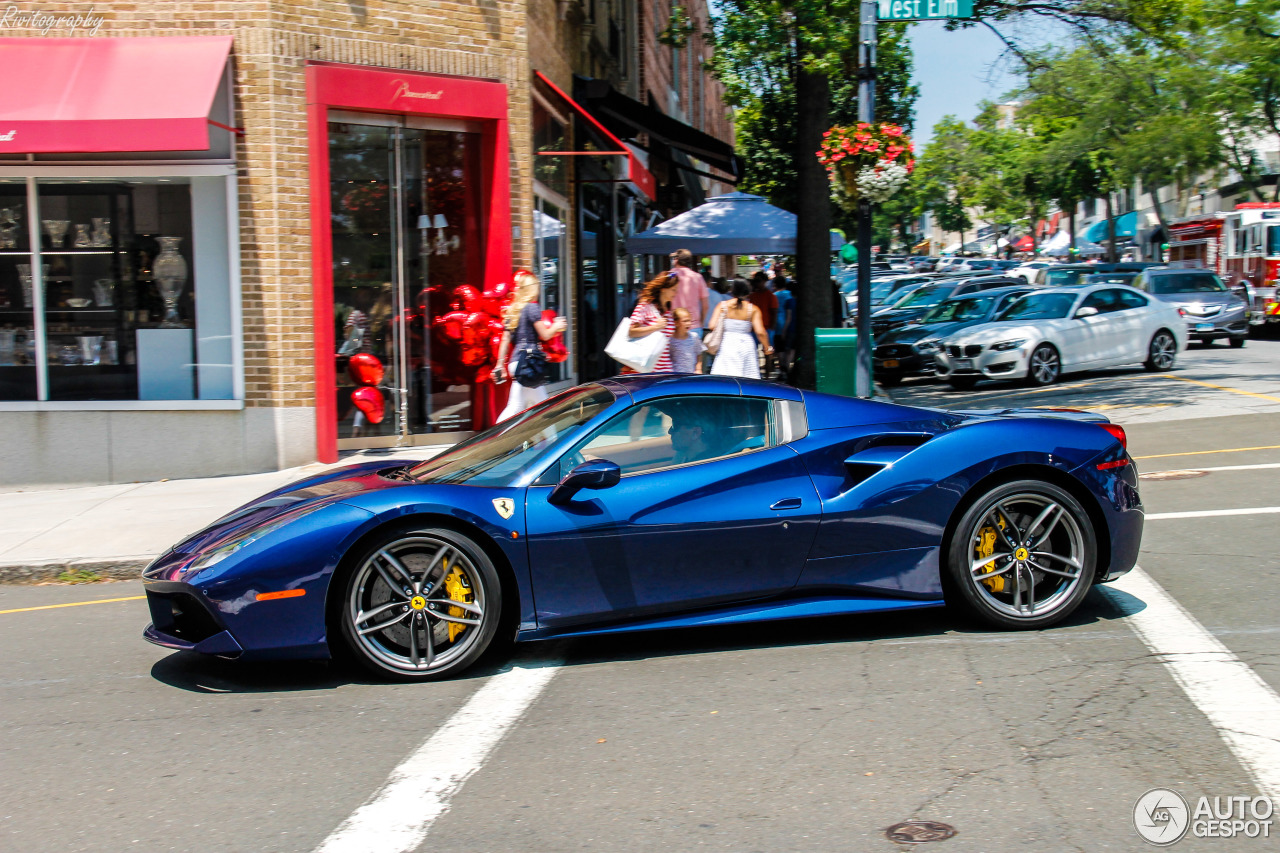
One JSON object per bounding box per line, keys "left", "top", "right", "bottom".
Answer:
{"left": 669, "top": 248, "right": 709, "bottom": 336}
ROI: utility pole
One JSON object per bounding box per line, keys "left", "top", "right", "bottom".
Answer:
{"left": 854, "top": 0, "right": 877, "bottom": 398}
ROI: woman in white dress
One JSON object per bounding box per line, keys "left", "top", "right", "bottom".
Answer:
{"left": 708, "top": 278, "right": 773, "bottom": 378}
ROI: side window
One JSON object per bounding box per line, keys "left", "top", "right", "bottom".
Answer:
{"left": 563, "top": 395, "right": 772, "bottom": 479}
{"left": 1081, "top": 289, "right": 1122, "bottom": 314}
{"left": 1117, "top": 290, "right": 1149, "bottom": 310}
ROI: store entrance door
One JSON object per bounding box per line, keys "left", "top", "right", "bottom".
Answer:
{"left": 328, "top": 115, "right": 484, "bottom": 447}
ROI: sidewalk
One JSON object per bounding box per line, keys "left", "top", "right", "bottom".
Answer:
{"left": 0, "top": 447, "right": 441, "bottom": 583}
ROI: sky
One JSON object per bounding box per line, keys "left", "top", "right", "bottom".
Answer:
{"left": 908, "top": 20, "right": 1021, "bottom": 146}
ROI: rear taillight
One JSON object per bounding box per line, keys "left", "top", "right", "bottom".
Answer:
{"left": 1099, "top": 423, "right": 1127, "bottom": 449}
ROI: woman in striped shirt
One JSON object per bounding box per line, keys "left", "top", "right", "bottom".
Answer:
{"left": 626, "top": 272, "right": 678, "bottom": 372}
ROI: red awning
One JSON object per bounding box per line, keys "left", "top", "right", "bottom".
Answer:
{"left": 533, "top": 70, "right": 656, "bottom": 202}
{"left": 0, "top": 36, "right": 233, "bottom": 154}
{"left": 1013, "top": 235, "right": 1035, "bottom": 251}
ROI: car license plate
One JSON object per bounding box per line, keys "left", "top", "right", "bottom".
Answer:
{"left": 1195, "top": 323, "right": 1214, "bottom": 332}
{"left": 953, "top": 358, "right": 974, "bottom": 370}
{"left": 880, "top": 359, "right": 900, "bottom": 368}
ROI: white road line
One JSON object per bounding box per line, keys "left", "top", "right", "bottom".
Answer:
{"left": 1103, "top": 567, "right": 1280, "bottom": 800}
{"left": 1148, "top": 461, "right": 1280, "bottom": 474}
{"left": 1146, "top": 506, "right": 1280, "bottom": 520}
{"left": 314, "top": 658, "right": 561, "bottom": 853}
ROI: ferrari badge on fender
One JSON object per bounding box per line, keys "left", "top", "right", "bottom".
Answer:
{"left": 492, "top": 497, "right": 515, "bottom": 519}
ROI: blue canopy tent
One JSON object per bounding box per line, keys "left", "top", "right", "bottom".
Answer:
{"left": 624, "top": 191, "right": 843, "bottom": 255}
{"left": 1085, "top": 211, "right": 1138, "bottom": 243}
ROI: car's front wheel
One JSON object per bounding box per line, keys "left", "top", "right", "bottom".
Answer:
{"left": 1230, "top": 335, "right": 1247, "bottom": 349}
{"left": 946, "top": 480, "right": 1096, "bottom": 629}
{"left": 947, "top": 375, "right": 979, "bottom": 390}
{"left": 339, "top": 526, "right": 502, "bottom": 681}
{"left": 1026, "top": 344, "right": 1060, "bottom": 386}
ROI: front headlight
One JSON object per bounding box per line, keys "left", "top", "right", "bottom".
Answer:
{"left": 187, "top": 513, "right": 302, "bottom": 572}
{"left": 915, "top": 339, "right": 939, "bottom": 352}
{"left": 991, "top": 339, "right": 1027, "bottom": 351}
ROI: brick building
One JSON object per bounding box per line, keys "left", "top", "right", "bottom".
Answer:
{"left": 0, "top": 1, "right": 529, "bottom": 485}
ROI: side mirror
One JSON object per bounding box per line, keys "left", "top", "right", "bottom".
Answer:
{"left": 1075, "top": 306, "right": 1099, "bottom": 319}
{"left": 549, "top": 459, "right": 621, "bottom": 505}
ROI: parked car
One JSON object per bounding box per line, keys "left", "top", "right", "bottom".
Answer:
{"left": 910, "top": 256, "right": 939, "bottom": 272}
{"left": 1034, "top": 262, "right": 1161, "bottom": 287}
{"left": 934, "top": 284, "right": 1186, "bottom": 390}
{"left": 873, "top": 286, "right": 1035, "bottom": 385}
{"left": 953, "top": 258, "right": 998, "bottom": 272}
{"left": 1131, "top": 268, "right": 1249, "bottom": 347}
{"left": 1082, "top": 272, "right": 1139, "bottom": 288}
{"left": 870, "top": 276, "right": 1026, "bottom": 336}
{"left": 842, "top": 274, "right": 931, "bottom": 315}
{"left": 1010, "top": 261, "right": 1051, "bottom": 282}
{"left": 143, "top": 374, "right": 1143, "bottom": 680}
{"left": 991, "top": 259, "right": 1021, "bottom": 271}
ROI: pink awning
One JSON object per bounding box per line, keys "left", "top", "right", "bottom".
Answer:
{"left": 0, "top": 36, "right": 233, "bottom": 153}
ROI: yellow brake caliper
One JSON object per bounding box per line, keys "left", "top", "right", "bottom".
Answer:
{"left": 975, "top": 518, "right": 1007, "bottom": 593}
{"left": 443, "top": 563, "right": 473, "bottom": 643}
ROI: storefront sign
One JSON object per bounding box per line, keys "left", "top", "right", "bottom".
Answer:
{"left": 0, "top": 6, "right": 105, "bottom": 35}
{"left": 877, "top": 0, "right": 973, "bottom": 20}
{"left": 392, "top": 80, "right": 444, "bottom": 101}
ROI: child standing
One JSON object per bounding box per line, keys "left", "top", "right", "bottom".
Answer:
{"left": 668, "top": 307, "right": 704, "bottom": 373}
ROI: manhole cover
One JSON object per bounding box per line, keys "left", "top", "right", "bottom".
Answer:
{"left": 885, "top": 820, "right": 957, "bottom": 843}
{"left": 1139, "top": 469, "right": 1209, "bottom": 481}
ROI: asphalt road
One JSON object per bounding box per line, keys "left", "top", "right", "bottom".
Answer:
{"left": 3, "top": 343, "right": 1280, "bottom": 852}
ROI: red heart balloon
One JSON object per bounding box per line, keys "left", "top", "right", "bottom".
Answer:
{"left": 346, "top": 353, "right": 384, "bottom": 387}
{"left": 351, "top": 386, "right": 385, "bottom": 424}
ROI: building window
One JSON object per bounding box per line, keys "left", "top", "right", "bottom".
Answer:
{"left": 534, "top": 194, "right": 569, "bottom": 383}
{"left": 533, "top": 101, "right": 568, "bottom": 199}
{"left": 0, "top": 175, "right": 234, "bottom": 402}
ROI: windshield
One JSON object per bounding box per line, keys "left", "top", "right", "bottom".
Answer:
{"left": 1042, "top": 268, "right": 1086, "bottom": 287}
{"left": 408, "top": 384, "right": 615, "bottom": 486}
{"left": 1084, "top": 274, "right": 1137, "bottom": 286}
{"left": 922, "top": 295, "right": 995, "bottom": 323}
{"left": 895, "top": 285, "right": 953, "bottom": 308}
{"left": 998, "top": 292, "right": 1078, "bottom": 321}
{"left": 1149, "top": 272, "right": 1226, "bottom": 294}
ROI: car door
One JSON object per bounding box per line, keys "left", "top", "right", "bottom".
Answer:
{"left": 1061, "top": 288, "right": 1122, "bottom": 368}
{"left": 523, "top": 395, "right": 821, "bottom": 630}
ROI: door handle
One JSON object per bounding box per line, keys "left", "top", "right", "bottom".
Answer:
{"left": 770, "top": 498, "right": 803, "bottom": 511}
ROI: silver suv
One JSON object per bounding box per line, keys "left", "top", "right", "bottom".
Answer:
{"left": 1131, "top": 269, "right": 1249, "bottom": 347}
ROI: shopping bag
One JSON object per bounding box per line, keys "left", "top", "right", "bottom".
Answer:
{"left": 703, "top": 322, "right": 724, "bottom": 355}
{"left": 604, "top": 318, "right": 667, "bottom": 372}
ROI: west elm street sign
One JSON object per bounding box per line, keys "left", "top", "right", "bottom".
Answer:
{"left": 877, "top": 0, "right": 973, "bottom": 20}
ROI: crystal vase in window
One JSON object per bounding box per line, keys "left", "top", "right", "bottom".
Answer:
{"left": 73, "top": 223, "right": 92, "bottom": 248}
{"left": 90, "top": 217, "right": 112, "bottom": 248}
{"left": 0, "top": 206, "right": 20, "bottom": 249}
{"left": 15, "top": 263, "right": 47, "bottom": 309}
{"left": 41, "top": 219, "right": 69, "bottom": 249}
{"left": 153, "top": 236, "right": 189, "bottom": 328}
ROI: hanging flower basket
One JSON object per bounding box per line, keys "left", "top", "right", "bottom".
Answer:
{"left": 817, "top": 123, "right": 915, "bottom": 209}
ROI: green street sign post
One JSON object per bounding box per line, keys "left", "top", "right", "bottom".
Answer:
{"left": 876, "top": 0, "right": 973, "bottom": 21}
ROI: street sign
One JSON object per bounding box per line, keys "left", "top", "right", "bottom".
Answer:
{"left": 877, "top": 0, "right": 973, "bottom": 20}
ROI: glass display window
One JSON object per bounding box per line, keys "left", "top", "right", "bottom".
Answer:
{"left": 0, "top": 174, "right": 237, "bottom": 403}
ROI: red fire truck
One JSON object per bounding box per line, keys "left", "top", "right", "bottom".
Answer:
{"left": 1167, "top": 202, "right": 1280, "bottom": 327}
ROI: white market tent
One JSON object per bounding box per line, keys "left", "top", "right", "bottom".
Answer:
{"left": 624, "top": 191, "right": 842, "bottom": 255}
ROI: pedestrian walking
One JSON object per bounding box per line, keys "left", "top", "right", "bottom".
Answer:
{"left": 669, "top": 248, "right": 710, "bottom": 337}
{"left": 703, "top": 277, "right": 731, "bottom": 372}
{"left": 668, "top": 307, "right": 705, "bottom": 373}
{"left": 493, "top": 270, "right": 566, "bottom": 421}
{"left": 708, "top": 278, "right": 772, "bottom": 379}
{"left": 625, "top": 271, "right": 678, "bottom": 372}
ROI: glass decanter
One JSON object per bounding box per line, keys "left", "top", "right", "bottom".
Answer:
{"left": 153, "top": 236, "right": 189, "bottom": 328}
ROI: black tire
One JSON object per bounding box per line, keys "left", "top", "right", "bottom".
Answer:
{"left": 879, "top": 372, "right": 903, "bottom": 387}
{"left": 338, "top": 526, "right": 503, "bottom": 681}
{"left": 1025, "top": 343, "right": 1060, "bottom": 387}
{"left": 945, "top": 479, "right": 1096, "bottom": 630}
{"left": 1143, "top": 329, "right": 1177, "bottom": 371}
{"left": 947, "top": 375, "right": 979, "bottom": 391}
{"left": 1230, "top": 336, "right": 1247, "bottom": 349}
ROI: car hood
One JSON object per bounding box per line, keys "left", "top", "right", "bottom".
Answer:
{"left": 943, "top": 320, "right": 1064, "bottom": 347}
{"left": 879, "top": 318, "right": 981, "bottom": 345}
{"left": 874, "top": 306, "right": 933, "bottom": 324}
{"left": 1152, "top": 292, "right": 1242, "bottom": 309}
{"left": 169, "top": 459, "right": 409, "bottom": 555}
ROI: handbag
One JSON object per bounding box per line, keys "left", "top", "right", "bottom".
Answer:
{"left": 514, "top": 344, "right": 549, "bottom": 387}
{"left": 703, "top": 303, "right": 727, "bottom": 355}
{"left": 604, "top": 317, "right": 668, "bottom": 372}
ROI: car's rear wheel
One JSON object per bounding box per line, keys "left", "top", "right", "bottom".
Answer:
{"left": 879, "top": 373, "right": 903, "bottom": 386}
{"left": 1026, "top": 344, "right": 1060, "bottom": 386}
{"left": 1144, "top": 330, "right": 1177, "bottom": 370}
{"left": 1230, "top": 336, "right": 1247, "bottom": 349}
{"left": 946, "top": 480, "right": 1096, "bottom": 630}
{"left": 339, "top": 526, "right": 502, "bottom": 681}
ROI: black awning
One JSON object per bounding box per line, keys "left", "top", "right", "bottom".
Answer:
{"left": 671, "top": 148, "right": 707, "bottom": 207}
{"left": 573, "top": 75, "right": 741, "bottom": 179}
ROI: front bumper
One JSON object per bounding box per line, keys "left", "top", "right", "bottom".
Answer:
{"left": 934, "top": 343, "right": 1028, "bottom": 381}
{"left": 143, "top": 581, "right": 244, "bottom": 658}
{"left": 1184, "top": 317, "right": 1248, "bottom": 341}
{"left": 874, "top": 344, "right": 936, "bottom": 377}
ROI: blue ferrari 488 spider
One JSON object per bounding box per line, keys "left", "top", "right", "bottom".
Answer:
{"left": 143, "top": 374, "right": 1142, "bottom": 680}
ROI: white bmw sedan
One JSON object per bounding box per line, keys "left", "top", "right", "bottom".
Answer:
{"left": 933, "top": 284, "right": 1186, "bottom": 389}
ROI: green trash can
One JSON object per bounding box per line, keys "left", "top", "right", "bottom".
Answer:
{"left": 815, "top": 327, "right": 870, "bottom": 398}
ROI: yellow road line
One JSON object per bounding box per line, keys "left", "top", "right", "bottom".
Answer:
{"left": 1135, "top": 444, "right": 1280, "bottom": 461}
{"left": 0, "top": 595, "right": 145, "bottom": 615}
{"left": 1160, "top": 374, "right": 1280, "bottom": 404}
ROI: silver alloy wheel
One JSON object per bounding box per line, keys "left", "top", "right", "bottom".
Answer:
{"left": 966, "top": 492, "right": 1086, "bottom": 619}
{"left": 346, "top": 534, "right": 487, "bottom": 674}
{"left": 1149, "top": 332, "right": 1176, "bottom": 369}
{"left": 1028, "top": 345, "right": 1059, "bottom": 385}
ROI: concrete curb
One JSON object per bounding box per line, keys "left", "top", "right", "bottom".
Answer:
{"left": 0, "top": 558, "right": 153, "bottom": 584}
